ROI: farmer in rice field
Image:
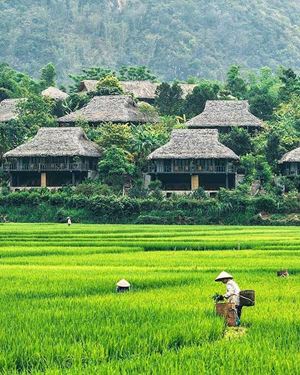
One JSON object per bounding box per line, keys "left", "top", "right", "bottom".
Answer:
{"left": 67, "top": 217, "right": 72, "bottom": 226}
{"left": 215, "top": 271, "right": 242, "bottom": 323}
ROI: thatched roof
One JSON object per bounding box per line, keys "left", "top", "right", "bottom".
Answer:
{"left": 4, "top": 127, "right": 101, "bottom": 158}
{"left": 79, "top": 80, "right": 196, "bottom": 99}
{"left": 79, "top": 80, "right": 98, "bottom": 92}
{"left": 0, "top": 99, "right": 23, "bottom": 123}
{"left": 42, "top": 87, "right": 69, "bottom": 101}
{"left": 279, "top": 147, "right": 300, "bottom": 163}
{"left": 147, "top": 129, "right": 239, "bottom": 160}
{"left": 58, "top": 95, "right": 158, "bottom": 124}
{"left": 186, "top": 100, "right": 263, "bottom": 129}
{"left": 122, "top": 81, "right": 157, "bottom": 100}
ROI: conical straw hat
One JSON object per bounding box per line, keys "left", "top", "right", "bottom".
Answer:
{"left": 215, "top": 271, "right": 233, "bottom": 281}
{"left": 117, "top": 279, "right": 130, "bottom": 287}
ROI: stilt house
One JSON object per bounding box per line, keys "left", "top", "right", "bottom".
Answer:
{"left": 279, "top": 147, "right": 300, "bottom": 176}
{"left": 186, "top": 100, "right": 263, "bottom": 132}
{"left": 147, "top": 129, "right": 239, "bottom": 193}
{"left": 2, "top": 127, "right": 101, "bottom": 189}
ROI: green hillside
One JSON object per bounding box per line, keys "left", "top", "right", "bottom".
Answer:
{"left": 1, "top": 0, "right": 300, "bottom": 81}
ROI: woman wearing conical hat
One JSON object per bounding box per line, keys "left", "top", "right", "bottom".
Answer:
{"left": 215, "top": 271, "right": 242, "bottom": 323}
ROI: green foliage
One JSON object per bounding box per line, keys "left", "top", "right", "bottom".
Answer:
{"left": 155, "top": 82, "right": 184, "bottom": 116}
{"left": 63, "top": 92, "right": 90, "bottom": 113}
{"left": 40, "top": 62, "right": 56, "bottom": 90}
{"left": 278, "top": 68, "right": 300, "bottom": 103}
{"left": 241, "top": 154, "right": 273, "bottom": 184}
{"left": 3, "top": 1, "right": 300, "bottom": 82}
{"left": 183, "top": 81, "right": 220, "bottom": 119}
{"left": 0, "top": 63, "right": 39, "bottom": 99}
{"left": 16, "top": 94, "right": 56, "bottom": 136}
{"left": 247, "top": 67, "right": 281, "bottom": 120}
{"left": 265, "top": 132, "right": 282, "bottom": 168}
{"left": 226, "top": 65, "right": 248, "bottom": 99}
{"left": 69, "top": 67, "right": 115, "bottom": 92}
{"left": 96, "top": 123, "right": 133, "bottom": 150}
{"left": 220, "top": 128, "right": 252, "bottom": 156}
{"left": 0, "top": 120, "right": 26, "bottom": 158}
{"left": 95, "top": 75, "right": 124, "bottom": 96}
{"left": 74, "top": 180, "right": 114, "bottom": 197}
{"left": 118, "top": 66, "right": 157, "bottom": 81}
{"left": 0, "top": 186, "right": 299, "bottom": 223}
{"left": 275, "top": 95, "right": 300, "bottom": 134}
{"left": 98, "top": 146, "right": 135, "bottom": 187}
{"left": 0, "top": 224, "right": 298, "bottom": 371}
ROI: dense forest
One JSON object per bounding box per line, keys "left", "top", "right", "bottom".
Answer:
{"left": 1, "top": 0, "right": 300, "bottom": 81}
{"left": 0, "top": 61, "right": 300, "bottom": 224}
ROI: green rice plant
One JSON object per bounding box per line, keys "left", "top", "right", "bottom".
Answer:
{"left": 0, "top": 224, "right": 298, "bottom": 374}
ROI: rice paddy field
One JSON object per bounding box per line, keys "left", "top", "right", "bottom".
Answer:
{"left": 0, "top": 224, "right": 299, "bottom": 374}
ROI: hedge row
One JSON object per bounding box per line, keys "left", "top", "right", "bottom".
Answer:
{"left": 0, "top": 190, "right": 299, "bottom": 224}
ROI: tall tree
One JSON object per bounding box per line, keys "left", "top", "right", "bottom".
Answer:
{"left": 183, "top": 81, "right": 220, "bottom": 119}
{"left": 40, "top": 63, "right": 56, "bottom": 90}
{"left": 225, "top": 65, "right": 248, "bottom": 99}
{"left": 278, "top": 68, "right": 300, "bottom": 102}
{"left": 17, "top": 94, "right": 56, "bottom": 136}
{"left": 155, "top": 82, "right": 184, "bottom": 116}
{"left": 220, "top": 128, "right": 252, "bottom": 156}
{"left": 98, "top": 146, "right": 135, "bottom": 187}
{"left": 247, "top": 67, "right": 280, "bottom": 120}
{"left": 118, "top": 66, "right": 157, "bottom": 81}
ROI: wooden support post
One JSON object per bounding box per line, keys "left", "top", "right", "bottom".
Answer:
{"left": 72, "top": 172, "right": 76, "bottom": 185}
{"left": 191, "top": 175, "right": 199, "bottom": 191}
{"left": 41, "top": 172, "right": 47, "bottom": 187}
{"left": 225, "top": 174, "right": 229, "bottom": 189}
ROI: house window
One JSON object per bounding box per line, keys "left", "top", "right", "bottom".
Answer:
{"left": 174, "top": 160, "right": 190, "bottom": 172}
{"left": 163, "top": 160, "right": 172, "bottom": 172}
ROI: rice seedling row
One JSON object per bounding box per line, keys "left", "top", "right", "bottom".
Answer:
{"left": 0, "top": 224, "right": 298, "bottom": 374}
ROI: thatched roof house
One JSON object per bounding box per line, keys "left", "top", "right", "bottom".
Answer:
{"left": 42, "top": 87, "right": 69, "bottom": 101}
{"left": 186, "top": 100, "right": 263, "bottom": 130}
{"left": 0, "top": 99, "right": 23, "bottom": 123}
{"left": 148, "top": 129, "right": 239, "bottom": 160}
{"left": 58, "top": 95, "right": 158, "bottom": 125}
{"left": 4, "top": 127, "right": 101, "bottom": 158}
{"left": 279, "top": 147, "right": 300, "bottom": 164}
{"left": 79, "top": 80, "right": 196, "bottom": 100}
{"left": 4, "top": 127, "right": 101, "bottom": 188}
{"left": 147, "top": 129, "right": 239, "bottom": 192}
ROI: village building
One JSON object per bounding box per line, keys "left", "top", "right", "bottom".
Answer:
{"left": 2, "top": 127, "right": 101, "bottom": 189}
{"left": 0, "top": 98, "right": 23, "bottom": 123}
{"left": 147, "top": 129, "right": 239, "bottom": 194}
{"left": 79, "top": 80, "right": 196, "bottom": 103}
{"left": 41, "top": 87, "right": 69, "bottom": 101}
{"left": 186, "top": 100, "right": 263, "bottom": 132}
{"left": 279, "top": 147, "right": 300, "bottom": 177}
{"left": 58, "top": 95, "right": 158, "bottom": 126}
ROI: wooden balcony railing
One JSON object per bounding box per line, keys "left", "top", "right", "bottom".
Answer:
{"left": 148, "top": 164, "right": 236, "bottom": 174}
{"left": 2, "top": 163, "right": 92, "bottom": 172}
{"left": 283, "top": 170, "right": 300, "bottom": 176}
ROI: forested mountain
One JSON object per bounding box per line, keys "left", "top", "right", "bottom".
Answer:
{"left": 1, "top": 0, "right": 300, "bottom": 82}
